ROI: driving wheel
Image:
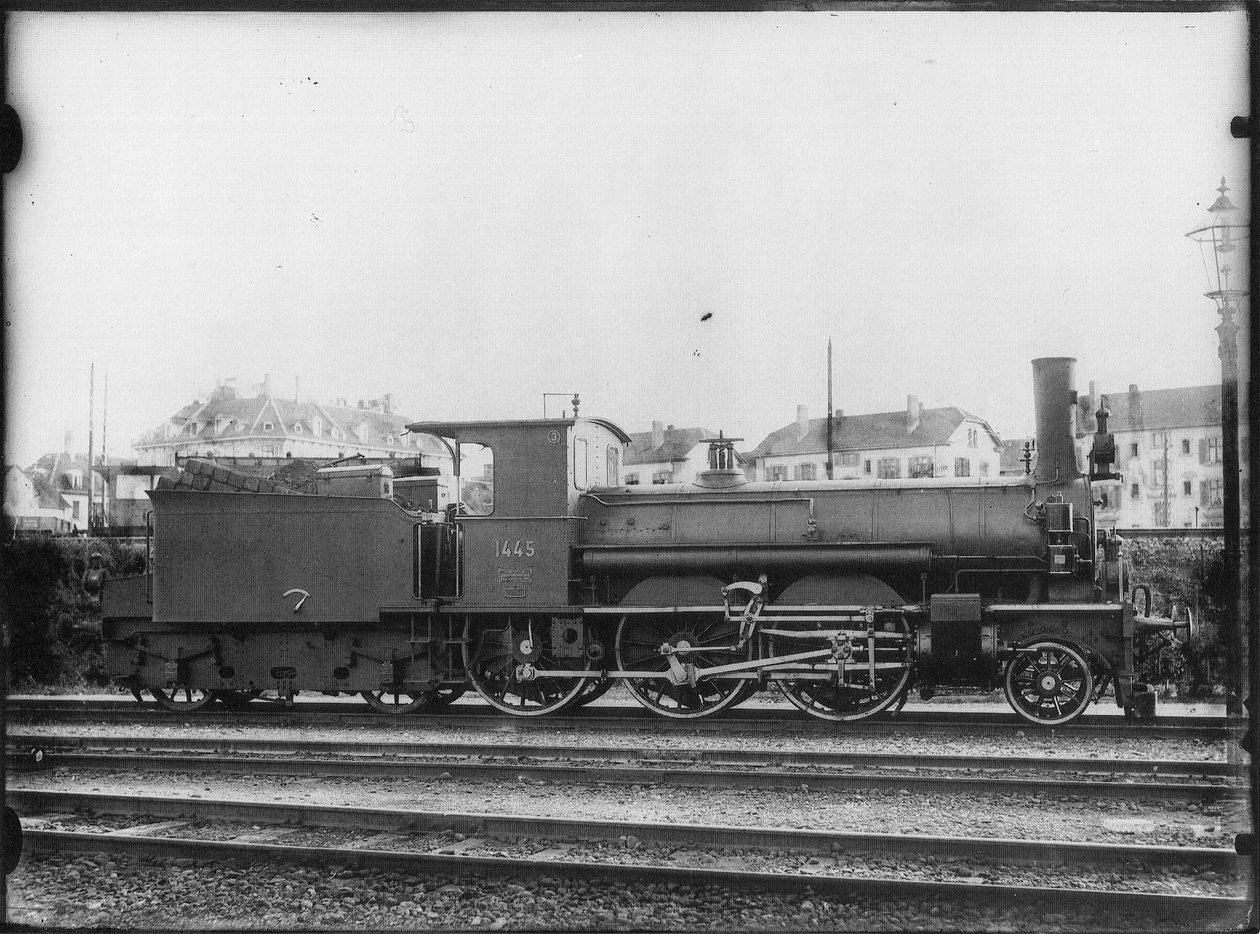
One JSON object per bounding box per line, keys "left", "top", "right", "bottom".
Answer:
{"left": 463, "top": 616, "right": 589, "bottom": 716}
{"left": 615, "top": 613, "right": 752, "bottom": 719}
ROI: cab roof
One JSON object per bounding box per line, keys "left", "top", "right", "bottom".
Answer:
{"left": 406, "top": 418, "right": 631, "bottom": 444}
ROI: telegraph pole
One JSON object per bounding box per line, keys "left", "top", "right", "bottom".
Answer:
{"left": 87, "top": 362, "right": 95, "bottom": 528}
{"left": 825, "top": 338, "right": 834, "bottom": 479}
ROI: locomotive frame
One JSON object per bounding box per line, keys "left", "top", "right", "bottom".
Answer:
{"left": 100, "top": 357, "right": 1185, "bottom": 725}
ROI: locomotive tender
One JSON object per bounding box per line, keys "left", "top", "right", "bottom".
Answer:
{"left": 101, "top": 357, "right": 1179, "bottom": 725}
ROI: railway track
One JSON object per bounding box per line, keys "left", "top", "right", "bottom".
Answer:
{"left": 10, "top": 789, "right": 1248, "bottom": 924}
{"left": 6, "top": 698, "right": 1236, "bottom": 740}
{"left": 12, "top": 730, "right": 1238, "bottom": 779}
{"left": 11, "top": 745, "right": 1246, "bottom": 804}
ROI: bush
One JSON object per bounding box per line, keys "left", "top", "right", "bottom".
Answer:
{"left": 1124, "top": 534, "right": 1247, "bottom": 699}
{"left": 1, "top": 536, "right": 145, "bottom": 690}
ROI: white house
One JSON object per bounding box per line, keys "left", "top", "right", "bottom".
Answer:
{"left": 749, "top": 396, "right": 1003, "bottom": 482}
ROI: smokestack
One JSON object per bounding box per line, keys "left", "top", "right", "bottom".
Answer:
{"left": 262, "top": 373, "right": 273, "bottom": 398}
{"left": 64, "top": 431, "right": 73, "bottom": 455}
{"left": 384, "top": 392, "right": 393, "bottom": 415}
{"left": 295, "top": 376, "right": 303, "bottom": 403}
{"left": 1032, "top": 357, "right": 1082, "bottom": 483}
{"left": 796, "top": 405, "right": 809, "bottom": 442}
{"left": 651, "top": 421, "right": 664, "bottom": 449}
{"left": 906, "top": 395, "right": 921, "bottom": 434}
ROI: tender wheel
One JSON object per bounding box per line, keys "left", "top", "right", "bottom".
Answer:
{"left": 360, "top": 689, "right": 434, "bottom": 715}
{"left": 1003, "top": 641, "right": 1095, "bottom": 725}
{"left": 615, "top": 614, "right": 752, "bottom": 719}
{"left": 213, "top": 689, "right": 263, "bottom": 708}
{"left": 775, "top": 616, "right": 913, "bottom": 722}
{"left": 147, "top": 685, "right": 215, "bottom": 712}
{"left": 463, "top": 617, "right": 589, "bottom": 716}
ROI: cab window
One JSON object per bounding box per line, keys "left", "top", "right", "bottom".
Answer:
{"left": 573, "top": 437, "right": 590, "bottom": 489}
{"left": 458, "top": 443, "right": 494, "bottom": 515}
{"left": 606, "top": 445, "right": 620, "bottom": 485}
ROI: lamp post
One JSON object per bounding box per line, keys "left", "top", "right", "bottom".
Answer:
{"left": 1186, "top": 178, "right": 1248, "bottom": 719}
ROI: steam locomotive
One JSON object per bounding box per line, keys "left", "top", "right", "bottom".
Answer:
{"left": 100, "top": 357, "right": 1184, "bottom": 725}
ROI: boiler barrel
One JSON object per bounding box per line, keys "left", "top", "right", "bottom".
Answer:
{"left": 580, "top": 543, "right": 932, "bottom": 577}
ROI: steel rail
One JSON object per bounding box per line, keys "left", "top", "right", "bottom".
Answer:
{"left": 8, "top": 788, "right": 1244, "bottom": 874}
{"left": 29, "top": 751, "right": 1246, "bottom": 803}
{"left": 20, "top": 829, "right": 1247, "bottom": 924}
{"left": 4, "top": 699, "right": 1233, "bottom": 739}
{"left": 9, "top": 732, "right": 1237, "bottom": 778}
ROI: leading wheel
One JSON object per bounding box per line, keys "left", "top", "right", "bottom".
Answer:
{"left": 615, "top": 613, "right": 753, "bottom": 719}
{"left": 774, "top": 616, "right": 913, "bottom": 722}
{"left": 147, "top": 685, "right": 216, "bottom": 712}
{"left": 463, "top": 617, "right": 590, "bottom": 716}
{"left": 1003, "top": 640, "right": 1094, "bottom": 725}
{"left": 360, "top": 689, "right": 434, "bottom": 715}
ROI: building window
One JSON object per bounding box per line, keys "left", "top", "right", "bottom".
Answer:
{"left": 293, "top": 423, "right": 303, "bottom": 433}
{"left": 1183, "top": 480, "right": 1192, "bottom": 496}
{"left": 1130, "top": 483, "right": 1140, "bottom": 499}
{"left": 796, "top": 463, "right": 818, "bottom": 480}
{"left": 955, "top": 457, "right": 970, "bottom": 477}
{"left": 263, "top": 421, "right": 274, "bottom": 431}
{"left": 1152, "top": 501, "right": 1169, "bottom": 526}
{"left": 1204, "top": 437, "right": 1221, "bottom": 464}
{"left": 625, "top": 473, "right": 640, "bottom": 486}
{"left": 908, "top": 456, "right": 933, "bottom": 478}
{"left": 1182, "top": 438, "right": 1191, "bottom": 455}
{"left": 652, "top": 469, "right": 672, "bottom": 485}
{"left": 877, "top": 457, "right": 901, "bottom": 479}
{"left": 979, "top": 462, "right": 990, "bottom": 477}
{"left": 72, "top": 501, "right": 80, "bottom": 520}
{"left": 1201, "top": 479, "right": 1223, "bottom": 506}
{"left": 864, "top": 460, "right": 872, "bottom": 475}
{"left": 1129, "top": 443, "right": 1139, "bottom": 457}
{"left": 767, "top": 466, "right": 788, "bottom": 482}
{"left": 839, "top": 452, "right": 859, "bottom": 466}
{"left": 967, "top": 428, "right": 978, "bottom": 448}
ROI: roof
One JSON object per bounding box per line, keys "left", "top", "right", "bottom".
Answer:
{"left": 138, "top": 393, "right": 447, "bottom": 456}
{"left": 1089, "top": 385, "right": 1223, "bottom": 433}
{"left": 623, "top": 427, "right": 713, "bottom": 466}
{"left": 748, "top": 407, "right": 999, "bottom": 458}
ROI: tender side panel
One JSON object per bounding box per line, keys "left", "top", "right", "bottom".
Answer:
{"left": 149, "top": 490, "right": 418, "bottom": 624}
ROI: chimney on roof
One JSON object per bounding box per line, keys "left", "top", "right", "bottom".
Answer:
{"left": 384, "top": 393, "right": 393, "bottom": 416}
{"left": 651, "top": 421, "right": 665, "bottom": 449}
{"left": 262, "top": 374, "right": 273, "bottom": 397}
{"left": 1128, "top": 384, "right": 1143, "bottom": 431}
{"left": 907, "top": 395, "right": 921, "bottom": 434}
{"left": 796, "top": 405, "right": 809, "bottom": 442}
{"left": 64, "top": 431, "right": 73, "bottom": 455}
{"left": 294, "top": 376, "right": 303, "bottom": 403}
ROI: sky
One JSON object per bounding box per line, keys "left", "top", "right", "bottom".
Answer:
{"left": 3, "top": 10, "right": 1250, "bottom": 466}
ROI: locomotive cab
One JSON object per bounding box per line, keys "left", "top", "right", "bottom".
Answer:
{"left": 405, "top": 417, "right": 631, "bottom": 608}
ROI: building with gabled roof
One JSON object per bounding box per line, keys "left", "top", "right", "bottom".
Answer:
{"left": 133, "top": 375, "right": 449, "bottom": 468}
{"left": 748, "top": 396, "right": 1003, "bottom": 482}
{"left": 1077, "top": 382, "right": 1248, "bottom": 528}
{"left": 3, "top": 465, "right": 73, "bottom": 534}
{"left": 622, "top": 422, "right": 744, "bottom": 485}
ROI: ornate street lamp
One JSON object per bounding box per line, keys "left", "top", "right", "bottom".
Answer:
{"left": 1186, "top": 178, "right": 1249, "bottom": 719}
